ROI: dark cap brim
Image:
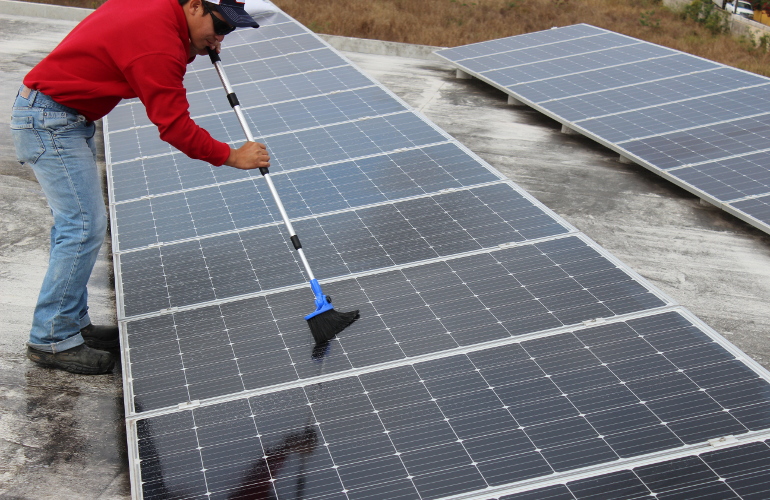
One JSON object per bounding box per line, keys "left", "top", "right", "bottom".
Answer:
{"left": 214, "top": 4, "right": 259, "bottom": 28}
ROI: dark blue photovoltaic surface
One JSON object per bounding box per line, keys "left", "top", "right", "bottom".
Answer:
{"left": 540, "top": 66, "right": 768, "bottom": 122}
{"left": 124, "top": 236, "right": 668, "bottom": 412}
{"left": 133, "top": 311, "right": 770, "bottom": 499}
{"left": 112, "top": 143, "right": 501, "bottom": 251}
{"left": 116, "top": 184, "right": 572, "bottom": 317}
{"left": 500, "top": 440, "right": 770, "bottom": 500}
{"left": 731, "top": 194, "right": 770, "bottom": 226}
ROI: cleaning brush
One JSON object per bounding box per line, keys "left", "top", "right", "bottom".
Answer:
{"left": 207, "top": 47, "right": 359, "bottom": 344}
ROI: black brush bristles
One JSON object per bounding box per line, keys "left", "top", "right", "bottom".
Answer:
{"left": 307, "top": 308, "right": 360, "bottom": 344}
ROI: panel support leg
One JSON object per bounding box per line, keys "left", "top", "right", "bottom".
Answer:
{"left": 455, "top": 69, "right": 473, "bottom": 79}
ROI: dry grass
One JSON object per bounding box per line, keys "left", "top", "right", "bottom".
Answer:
{"left": 271, "top": 0, "right": 770, "bottom": 76}
{"left": 19, "top": 0, "right": 770, "bottom": 76}
{"left": 19, "top": 0, "right": 105, "bottom": 8}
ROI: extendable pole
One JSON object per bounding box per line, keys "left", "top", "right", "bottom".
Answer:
{"left": 207, "top": 48, "right": 359, "bottom": 344}
{"left": 207, "top": 48, "right": 317, "bottom": 283}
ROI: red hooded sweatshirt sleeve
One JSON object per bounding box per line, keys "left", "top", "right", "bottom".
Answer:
{"left": 23, "top": 0, "right": 231, "bottom": 166}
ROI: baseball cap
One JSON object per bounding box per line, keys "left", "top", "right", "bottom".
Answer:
{"left": 210, "top": 0, "right": 260, "bottom": 28}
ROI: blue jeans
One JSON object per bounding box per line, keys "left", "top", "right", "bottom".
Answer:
{"left": 10, "top": 87, "right": 107, "bottom": 353}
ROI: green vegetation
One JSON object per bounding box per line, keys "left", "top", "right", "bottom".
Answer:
{"left": 683, "top": 0, "right": 729, "bottom": 34}
{"left": 639, "top": 9, "right": 662, "bottom": 28}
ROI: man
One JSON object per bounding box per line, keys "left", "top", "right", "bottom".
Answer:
{"left": 10, "top": 0, "right": 269, "bottom": 374}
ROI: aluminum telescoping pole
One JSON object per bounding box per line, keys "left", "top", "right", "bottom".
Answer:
{"left": 207, "top": 48, "right": 317, "bottom": 282}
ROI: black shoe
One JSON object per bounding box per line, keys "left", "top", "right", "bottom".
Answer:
{"left": 26, "top": 344, "right": 115, "bottom": 375}
{"left": 81, "top": 323, "right": 120, "bottom": 350}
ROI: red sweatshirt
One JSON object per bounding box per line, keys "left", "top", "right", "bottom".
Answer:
{"left": 24, "top": 0, "right": 231, "bottom": 166}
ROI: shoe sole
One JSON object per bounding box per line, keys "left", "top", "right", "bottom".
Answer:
{"left": 26, "top": 351, "right": 115, "bottom": 375}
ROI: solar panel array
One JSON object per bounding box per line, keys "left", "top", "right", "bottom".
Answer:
{"left": 103, "top": 12, "right": 770, "bottom": 500}
{"left": 435, "top": 24, "right": 770, "bottom": 236}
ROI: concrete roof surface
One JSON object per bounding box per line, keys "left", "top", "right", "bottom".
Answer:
{"left": 1, "top": 5, "right": 769, "bottom": 500}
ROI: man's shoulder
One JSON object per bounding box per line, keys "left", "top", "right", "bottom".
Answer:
{"left": 88, "top": 0, "right": 188, "bottom": 65}
{"left": 88, "top": 0, "right": 185, "bottom": 36}
{"left": 95, "top": 0, "right": 179, "bottom": 16}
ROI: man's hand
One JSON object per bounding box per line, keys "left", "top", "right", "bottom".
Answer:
{"left": 224, "top": 141, "right": 270, "bottom": 170}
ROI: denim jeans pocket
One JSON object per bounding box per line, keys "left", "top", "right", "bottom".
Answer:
{"left": 10, "top": 115, "right": 45, "bottom": 165}
{"left": 43, "top": 111, "right": 87, "bottom": 134}
{"left": 51, "top": 119, "right": 96, "bottom": 158}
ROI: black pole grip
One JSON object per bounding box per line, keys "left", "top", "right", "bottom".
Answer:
{"left": 206, "top": 46, "right": 221, "bottom": 64}
{"left": 290, "top": 235, "right": 302, "bottom": 250}
{"left": 259, "top": 167, "right": 269, "bottom": 176}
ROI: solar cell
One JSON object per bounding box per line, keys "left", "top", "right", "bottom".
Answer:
{"left": 619, "top": 113, "right": 770, "bottom": 170}
{"left": 107, "top": 108, "right": 447, "bottom": 166}
{"left": 672, "top": 150, "right": 770, "bottom": 202}
{"left": 485, "top": 43, "right": 677, "bottom": 88}
{"left": 577, "top": 84, "right": 770, "bottom": 143}
{"left": 111, "top": 163, "right": 526, "bottom": 252}
{"left": 454, "top": 33, "right": 640, "bottom": 74}
{"left": 507, "top": 54, "right": 716, "bottom": 103}
{"left": 435, "top": 24, "right": 605, "bottom": 61}
{"left": 435, "top": 24, "right": 770, "bottom": 235}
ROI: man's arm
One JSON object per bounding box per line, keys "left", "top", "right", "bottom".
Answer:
{"left": 124, "top": 52, "right": 268, "bottom": 169}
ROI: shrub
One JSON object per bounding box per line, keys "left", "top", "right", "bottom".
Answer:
{"left": 683, "top": 0, "right": 730, "bottom": 34}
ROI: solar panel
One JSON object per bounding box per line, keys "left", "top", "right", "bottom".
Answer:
{"left": 112, "top": 145, "right": 509, "bottom": 252}
{"left": 123, "top": 235, "right": 671, "bottom": 413}
{"left": 104, "top": 11, "right": 770, "bottom": 500}
{"left": 129, "top": 310, "right": 770, "bottom": 500}
{"left": 115, "top": 183, "right": 575, "bottom": 318}
{"left": 435, "top": 25, "right": 770, "bottom": 234}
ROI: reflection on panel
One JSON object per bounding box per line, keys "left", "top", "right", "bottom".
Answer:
{"left": 133, "top": 310, "right": 770, "bottom": 499}
{"left": 112, "top": 143, "right": 502, "bottom": 251}
{"left": 124, "top": 235, "right": 667, "bottom": 413}
{"left": 117, "top": 184, "right": 571, "bottom": 317}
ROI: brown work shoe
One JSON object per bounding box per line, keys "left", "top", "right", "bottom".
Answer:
{"left": 81, "top": 323, "right": 120, "bottom": 350}
{"left": 26, "top": 344, "right": 115, "bottom": 375}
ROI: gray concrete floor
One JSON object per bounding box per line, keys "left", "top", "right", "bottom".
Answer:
{"left": 1, "top": 8, "right": 769, "bottom": 500}
{"left": 0, "top": 12, "right": 129, "bottom": 500}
